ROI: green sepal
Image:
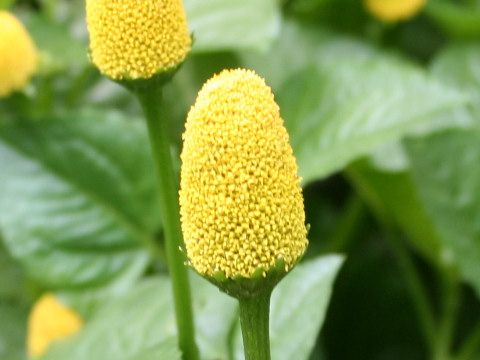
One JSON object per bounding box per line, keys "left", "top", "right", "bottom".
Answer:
{"left": 115, "top": 62, "right": 182, "bottom": 94}
{"left": 201, "top": 255, "right": 304, "bottom": 299}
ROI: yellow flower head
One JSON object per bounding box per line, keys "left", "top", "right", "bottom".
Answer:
{"left": 27, "top": 294, "right": 83, "bottom": 359}
{"left": 179, "top": 69, "right": 308, "bottom": 280}
{"left": 0, "top": 11, "right": 37, "bottom": 98}
{"left": 86, "top": 0, "right": 191, "bottom": 80}
{"left": 364, "top": 0, "right": 427, "bottom": 22}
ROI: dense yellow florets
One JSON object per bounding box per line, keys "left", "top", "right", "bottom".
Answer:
{"left": 364, "top": 0, "right": 427, "bottom": 22}
{"left": 179, "top": 69, "right": 308, "bottom": 279}
{"left": 0, "top": 11, "right": 37, "bottom": 98}
{"left": 86, "top": 0, "right": 191, "bottom": 80}
{"left": 27, "top": 294, "right": 83, "bottom": 359}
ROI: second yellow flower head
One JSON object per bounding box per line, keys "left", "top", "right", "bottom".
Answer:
{"left": 0, "top": 11, "right": 37, "bottom": 98}
{"left": 180, "top": 69, "right": 308, "bottom": 280}
{"left": 86, "top": 0, "right": 191, "bottom": 80}
{"left": 27, "top": 294, "right": 83, "bottom": 359}
{"left": 365, "top": 0, "right": 428, "bottom": 22}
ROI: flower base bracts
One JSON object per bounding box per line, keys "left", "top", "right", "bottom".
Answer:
{"left": 204, "top": 256, "right": 302, "bottom": 299}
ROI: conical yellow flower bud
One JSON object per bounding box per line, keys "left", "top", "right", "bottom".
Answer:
{"left": 86, "top": 0, "right": 191, "bottom": 80}
{"left": 179, "top": 69, "right": 308, "bottom": 282}
{"left": 364, "top": 0, "right": 427, "bottom": 22}
{"left": 27, "top": 294, "right": 83, "bottom": 359}
{"left": 0, "top": 11, "right": 37, "bottom": 98}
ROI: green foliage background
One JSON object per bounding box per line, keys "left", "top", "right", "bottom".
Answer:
{"left": 1, "top": 0, "right": 480, "bottom": 359}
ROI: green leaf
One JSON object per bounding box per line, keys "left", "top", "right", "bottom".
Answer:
{"left": 192, "top": 275, "right": 238, "bottom": 360}
{"left": 277, "top": 59, "right": 467, "bottom": 184}
{"left": 0, "top": 0, "right": 15, "bottom": 9}
{"left": 426, "top": 0, "right": 480, "bottom": 38}
{"left": 0, "top": 238, "right": 25, "bottom": 301}
{"left": 431, "top": 43, "right": 480, "bottom": 116}
{"left": 232, "top": 255, "right": 344, "bottom": 360}
{"left": 0, "top": 301, "right": 28, "bottom": 360}
{"left": 184, "top": 0, "right": 281, "bottom": 52}
{"left": 41, "top": 273, "right": 237, "bottom": 360}
{"left": 124, "top": 339, "right": 181, "bottom": 360}
{"left": 0, "top": 111, "right": 160, "bottom": 296}
{"left": 347, "top": 159, "right": 442, "bottom": 264}
{"left": 240, "top": 19, "right": 379, "bottom": 90}
{"left": 406, "top": 129, "right": 480, "bottom": 296}
{"left": 24, "top": 13, "right": 88, "bottom": 72}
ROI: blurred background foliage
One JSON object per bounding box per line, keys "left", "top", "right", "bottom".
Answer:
{"left": 1, "top": 0, "right": 480, "bottom": 359}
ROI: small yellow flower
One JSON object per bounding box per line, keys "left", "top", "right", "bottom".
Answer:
{"left": 86, "top": 0, "right": 191, "bottom": 80}
{"left": 364, "top": 0, "right": 427, "bottom": 22}
{"left": 179, "top": 69, "right": 308, "bottom": 280}
{"left": 27, "top": 294, "right": 83, "bottom": 359}
{"left": 0, "top": 11, "right": 37, "bottom": 98}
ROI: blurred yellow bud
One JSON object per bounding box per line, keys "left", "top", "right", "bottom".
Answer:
{"left": 27, "top": 294, "right": 83, "bottom": 359}
{"left": 179, "top": 69, "right": 308, "bottom": 281}
{"left": 365, "top": 0, "right": 428, "bottom": 22}
{"left": 0, "top": 11, "right": 37, "bottom": 98}
{"left": 86, "top": 0, "right": 192, "bottom": 80}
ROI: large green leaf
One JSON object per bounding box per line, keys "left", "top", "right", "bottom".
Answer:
{"left": 0, "top": 238, "right": 25, "bottom": 301}
{"left": 0, "top": 111, "right": 160, "bottom": 294}
{"left": 347, "top": 159, "right": 442, "bottom": 264}
{"left": 41, "top": 272, "right": 237, "bottom": 360}
{"left": 426, "top": 0, "right": 480, "bottom": 38}
{"left": 431, "top": 43, "right": 480, "bottom": 117}
{"left": 184, "top": 0, "right": 281, "bottom": 52}
{"left": 232, "top": 255, "right": 344, "bottom": 360}
{"left": 277, "top": 59, "right": 467, "bottom": 184}
{"left": 24, "top": 13, "right": 89, "bottom": 72}
{"left": 240, "top": 19, "right": 378, "bottom": 90}
{"left": 124, "top": 339, "right": 181, "bottom": 360}
{"left": 406, "top": 129, "right": 480, "bottom": 296}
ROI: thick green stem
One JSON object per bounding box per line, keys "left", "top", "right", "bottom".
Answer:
{"left": 135, "top": 86, "right": 199, "bottom": 360}
{"left": 327, "top": 194, "right": 367, "bottom": 253}
{"left": 435, "top": 265, "right": 460, "bottom": 360}
{"left": 238, "top": 292, "right": 272, "bottom": 360}
{"left": 455, "top": 319, "right": 480, "bottom": 360}
{"left": 384, "top": 230, "right": 437, "bottom": 356}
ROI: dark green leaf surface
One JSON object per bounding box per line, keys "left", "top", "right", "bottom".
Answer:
{"left": 426, "top": 0, "right": 480, "bottom": 38}
{"left": 406, "top": 130, "right": 480, "bottom": 296}
{"left": 0, "top": 302, "right": 28, "bottom": 360}
{"left": 278, "top": 59, "right": 466, "bottom": 184}
{"left": 0, "top": 238, "right": 25, "bottom": 300}
{"left": 40, "top": 272, "right": 237, "bottom": 360}
{"left": 232, "top": 255, "right": 344, "bottom": 360}
{"left": 0, "top": 111, "right": 160, "bottom": 293}
{"left": 184, "top": 0, "right": 281, "bottom": 52}
{"left": 348, "top": 159, "right": 442, "bottom": 264}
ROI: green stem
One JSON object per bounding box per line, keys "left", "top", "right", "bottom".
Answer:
{"left": 238, "top": 291, "right": 272, "bottom": 360}
{"left": 455, "top": 319, "right": 480, "bottom": 360}
{"left": 327, "top": 194, "right": 366, "bottom": 253}
{"left": 135, "top": 86, "right": 199, "bottom": 360}
{"left": 384, "top": 230, "right": 437, "bottom": 355}
{"left": 435, "top": 265, "right": 460, "bottom": 360}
